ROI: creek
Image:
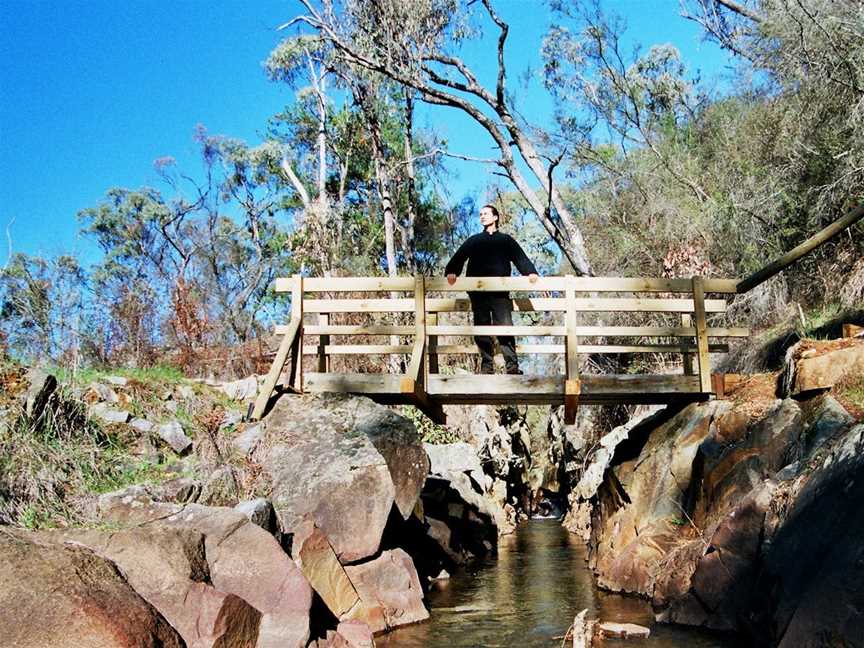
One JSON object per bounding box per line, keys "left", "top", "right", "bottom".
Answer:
{"left": 379, "top": 520, "right": 735, "bottom": 648}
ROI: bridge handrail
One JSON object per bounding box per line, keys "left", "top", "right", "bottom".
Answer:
{"left": 250, "top": 274, "right": 746, "bottom": 420}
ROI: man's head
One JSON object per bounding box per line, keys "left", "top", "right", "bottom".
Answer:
{"left": 479, "top": 204, "right": 500, "bottom": 231}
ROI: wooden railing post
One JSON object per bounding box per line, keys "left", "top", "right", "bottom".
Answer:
{"left": 428, "top": 312, "right": 439, "bottom": 374}
{"left": 405, "top": 276, "right": 427, "bottom": 388}
{"left": 691, "top": 276, "right": 712, "bottom": 394}
{"left": 290, "top": 275, "right": 305, "bottom": 391}
{"left": 681, "top": 314, "right": 695, "bottom": 375}
{"left": 564, "top": 275, "right": 580, "bottom": 424}
{"left": 250, "top": 274, "right": 303, "bottom": 421}
{"left": 317, "top": 313, "right": 329, "bottom": 373}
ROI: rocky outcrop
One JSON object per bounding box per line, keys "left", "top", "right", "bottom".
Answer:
{"left": 97, "top": 491, "right": 313, "bottom": 648}
{"left": 259, "top": 394, "right": 428, "bottom": 562}
{"left": 0, "top": 531, "right": 184, "bottom": 648}
{"left": 586, "top": 374, "right": 863, "bottom": 647}
{"left": 55, "top": 524, "right": 261, "bottom": 648}
{"left": 784, "top": 337, "right": 864, "bottom": 396}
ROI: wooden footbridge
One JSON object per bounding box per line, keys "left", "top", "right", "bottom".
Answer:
{"left": 249, "top": 205, "right": 863, "bottom": 425}
{"left": 250, "top": 274, "right": 747, "bottom": 424}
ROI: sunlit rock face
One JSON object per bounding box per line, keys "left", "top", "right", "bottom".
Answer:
{"left": 260, "top": 393, "right": 428, "bottom": 563}
{"left": 586, "top": 379, "right": 864, "bottom": 647}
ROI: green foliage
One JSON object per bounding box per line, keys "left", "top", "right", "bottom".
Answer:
{"left": 398, "top": 405, "right": 459, "bottom": 444}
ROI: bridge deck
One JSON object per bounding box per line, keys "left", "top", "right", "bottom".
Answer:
{"left": 304, "top": 372, "right": 713, "bottom": 408}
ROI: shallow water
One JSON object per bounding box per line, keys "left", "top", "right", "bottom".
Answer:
{"left": 379, "top": 520, "right": 735, "bottom": 648}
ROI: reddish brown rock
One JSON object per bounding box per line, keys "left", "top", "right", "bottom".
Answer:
{"left": 791, "top": 339, "right": 864, "bottom": 395}
{"left": 0, "top": 531, "right": 184, "bottom": 648}
{"left": 292, "top": 520, "right": 364, "bottom": 619}
{"left": 344, "top": 549, "right": 428, "bottom": 633}
{"left": 57, "top": 525, "right": 260, "bottom": 648}
{"left": 99, "top": 493, "right": 313, "bottom": 648}
{"left": 312, "top": 621, "right": 374, "bottom": 648}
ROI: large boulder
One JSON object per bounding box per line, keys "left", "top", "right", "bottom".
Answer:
{"left": 344, "top": 549, "right": 429, "bottom": 633}
{"left": 56, "top": 525, "right": 261, "bottom": 648}
{"left": 590, "top": 400, "right": 732, "bottom": 594}
{"left": 259, "top": 394, "right": 427, "bottom": 562}
{"left": 0, "top": 531, "right": 184, "bottom": 648}
{"left": 99, "top": 491, "right": 312, "bottom": 648}
{"left": 786, "top": 338, "right": 864, "bottom": 395}
{"left": 588, "top": 385, "right": 864, "bottom": 646}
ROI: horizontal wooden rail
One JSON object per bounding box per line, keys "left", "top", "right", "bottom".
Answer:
{"left": 301, "top": 343, "right": 731, "bottom": 355}
{"left": 301, "top": 296, "right": 728, "bottom": 314}
{"left": 279, "top": 324, "right": 748, "bottom": 338}
{"left": 737, "top": 203, "right": 864, "bottom": 293}
{"left": 277, "top": 275, "right": 739, "bottom": 294}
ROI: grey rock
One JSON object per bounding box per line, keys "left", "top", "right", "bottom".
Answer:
{"left": 129, "top": 417, "right": 155, "bottom": 433}
{"left": 157, "top": 420, "right": 193, "bottom": 454}
{"left": 198, "top": 466, "right": 238, "bottom": 506}
{"left": 235, "top": 498, "right": 276, "bottom": 532}
{"left": 803, "top": 395, "right": 855, "bottom": 452}
{"left": 158, "top": 477, "right": 200, "bottom": 504}
{"left": 219, "top": 409, "right": 244, "bottom": 430}
{"left": 424, "top": 442, "right": 483, "bottom": 476}
{"left": 233, "top": 424, "right": 264, "bottom": 456}
{"left": 87, "top": 382, "right": 119, "bottom": 403}
{"left": 24, "top": 368, "right": 58, "bottom": 419}
{"left": 90, "top": 402, "right": 131, "bottom": 425}
{"left": 174, "top": 384, "right": 196, "bottom": 400}
{"left": 165, "top": 400, "right": 179, "bottom": 413}
{"left": 221, "top": 375, "right": 259, "bottom": 402}
{"left": 104, "top": 375, "right": 128, "bottom": 386}
{"left": 260, "top": 394, "right": 425, "bottom": 562}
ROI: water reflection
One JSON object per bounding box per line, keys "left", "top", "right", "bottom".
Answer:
{"left": 378, "top": 521, "right": 735, "bottom": 648}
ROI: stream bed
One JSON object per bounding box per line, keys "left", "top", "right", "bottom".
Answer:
{"left": 379, "top": 520, "right": 736, "bottom": 648}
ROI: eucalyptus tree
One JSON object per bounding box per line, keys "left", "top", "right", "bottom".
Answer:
{"left": 285, "top": 0, "right": 595, "bottom": 275}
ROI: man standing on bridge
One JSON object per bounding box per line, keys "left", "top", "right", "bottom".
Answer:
{"left": 445, "top": 204, "right": 539, "bottom": 375}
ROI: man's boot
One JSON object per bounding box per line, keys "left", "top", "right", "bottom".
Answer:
{"left": 480, "top": 361, "right": 495, "bottom": 375}
{"left": 505, "top": 364, "right": 523, "bottom": 375}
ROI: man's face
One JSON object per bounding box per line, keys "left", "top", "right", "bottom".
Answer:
{"left": 479, "top": 207, "right": 497, "bottom": 228}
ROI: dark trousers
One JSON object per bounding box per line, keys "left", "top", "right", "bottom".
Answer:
{"left": 469, "top": 291, "right": 518, "bottom": 372}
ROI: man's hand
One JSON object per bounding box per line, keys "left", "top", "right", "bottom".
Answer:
{"left": 447, "top": 273, "right": 457, "bottom": 286}
{"left": 528, "top": 273, "right": 539, "bottom": 284}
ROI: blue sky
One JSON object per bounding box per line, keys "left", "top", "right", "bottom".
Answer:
{"left": 0, "top": 0, "right": 733, "bottom": 264}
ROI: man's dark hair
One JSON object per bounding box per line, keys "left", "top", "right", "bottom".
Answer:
{"left": 482, "top": 204, "right": 500, "bottom": 223}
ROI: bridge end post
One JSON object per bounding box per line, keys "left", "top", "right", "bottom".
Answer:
{"left": 251, "top": 274, "right": 304, "bottom": 421}
{"left": 691, "top": 276, "right": 713, "bottom": 395}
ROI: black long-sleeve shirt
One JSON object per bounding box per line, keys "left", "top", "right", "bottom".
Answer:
{"left": 444, "top": 231, "right": 538, "bottom": 277}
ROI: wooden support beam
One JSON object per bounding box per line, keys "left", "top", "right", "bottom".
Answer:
{"left": 565, "top": 275, "right": 580, "bottom": 380}
{"left": 424, "top": 324, "right": 749, "bottom": 338}
{"left": 564, "top": 379, "right": 580, "bottom": 425}
{"left": 692, "top": 276, "right": 712, "bottom": 394}
{"left": 286, "top": 324, "right": 415, "bottom": 336}
{"left": 425, "top": 276, "right": 738, "bottom": 293}
{"left": 399, "top": 377, "right": 446, "bottom": 424}
{"left": 681, "top": 314, "right": 695, "bottom": 375}
{"left": 737, "top": 203, "right": 864, "bottom": 293}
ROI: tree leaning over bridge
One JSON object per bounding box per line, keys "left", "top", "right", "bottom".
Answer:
{"left": 286, "top": 0, "right": 594, "bottom": 275}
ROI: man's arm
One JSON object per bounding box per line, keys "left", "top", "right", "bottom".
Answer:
{"left": 507, "top": 236, "right": 539, "bottom": 276}
{"left": 444, "top": 237, "right": 473, "bottom": 277}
